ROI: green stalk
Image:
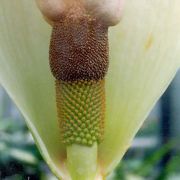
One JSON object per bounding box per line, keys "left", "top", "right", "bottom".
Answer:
{"left": 67, "top": 143, "right": 101, "bottom": 180}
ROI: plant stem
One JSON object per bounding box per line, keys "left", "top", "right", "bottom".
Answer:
{"left": 67, "top": 143, "right": 101, "bottom": 180}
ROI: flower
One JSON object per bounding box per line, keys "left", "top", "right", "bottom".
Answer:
{"left": 0, "top": 0, "right": 179, "bottom": 179}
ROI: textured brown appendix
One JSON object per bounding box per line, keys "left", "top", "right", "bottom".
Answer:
{"left": 49, "top": 7, "right": 109, "bottom": 146}
{"left": 49, "top": 12, "right": 109, "bottom": 82}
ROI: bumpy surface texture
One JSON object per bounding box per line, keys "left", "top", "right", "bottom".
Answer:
{"left": 56, "top": 80, "right": 105, "bottom": 146}
{"left": 49, "top": 6, "right": 108, "bottom": 146}
{"left": 49, "top": 14, "right": 109, "bottom": 82}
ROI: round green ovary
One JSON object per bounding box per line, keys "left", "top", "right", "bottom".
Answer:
{"left": 56, "top": 80, "right": 105, "bottom": 146}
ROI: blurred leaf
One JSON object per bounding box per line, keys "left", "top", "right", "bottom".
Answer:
{"left": 9, "top": 148, "right": 38, "bottom": 165}
{"left": 132, "top": 144, "right": 172, "bottom": 177}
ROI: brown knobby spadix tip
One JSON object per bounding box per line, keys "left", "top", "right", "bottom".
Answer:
{"left": 36, "top": 0, "right": 124, "bottom": 146}
{"left": 50, "top": 17, "right": 108, "bottom": 82}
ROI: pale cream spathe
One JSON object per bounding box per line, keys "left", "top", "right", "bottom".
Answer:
{"left": 0, "top": 0, "right": 180, "bottom": 179}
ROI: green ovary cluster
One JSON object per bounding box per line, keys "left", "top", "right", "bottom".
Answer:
{"left": 56, "top": 80, "right": 105, "bottom": 146}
